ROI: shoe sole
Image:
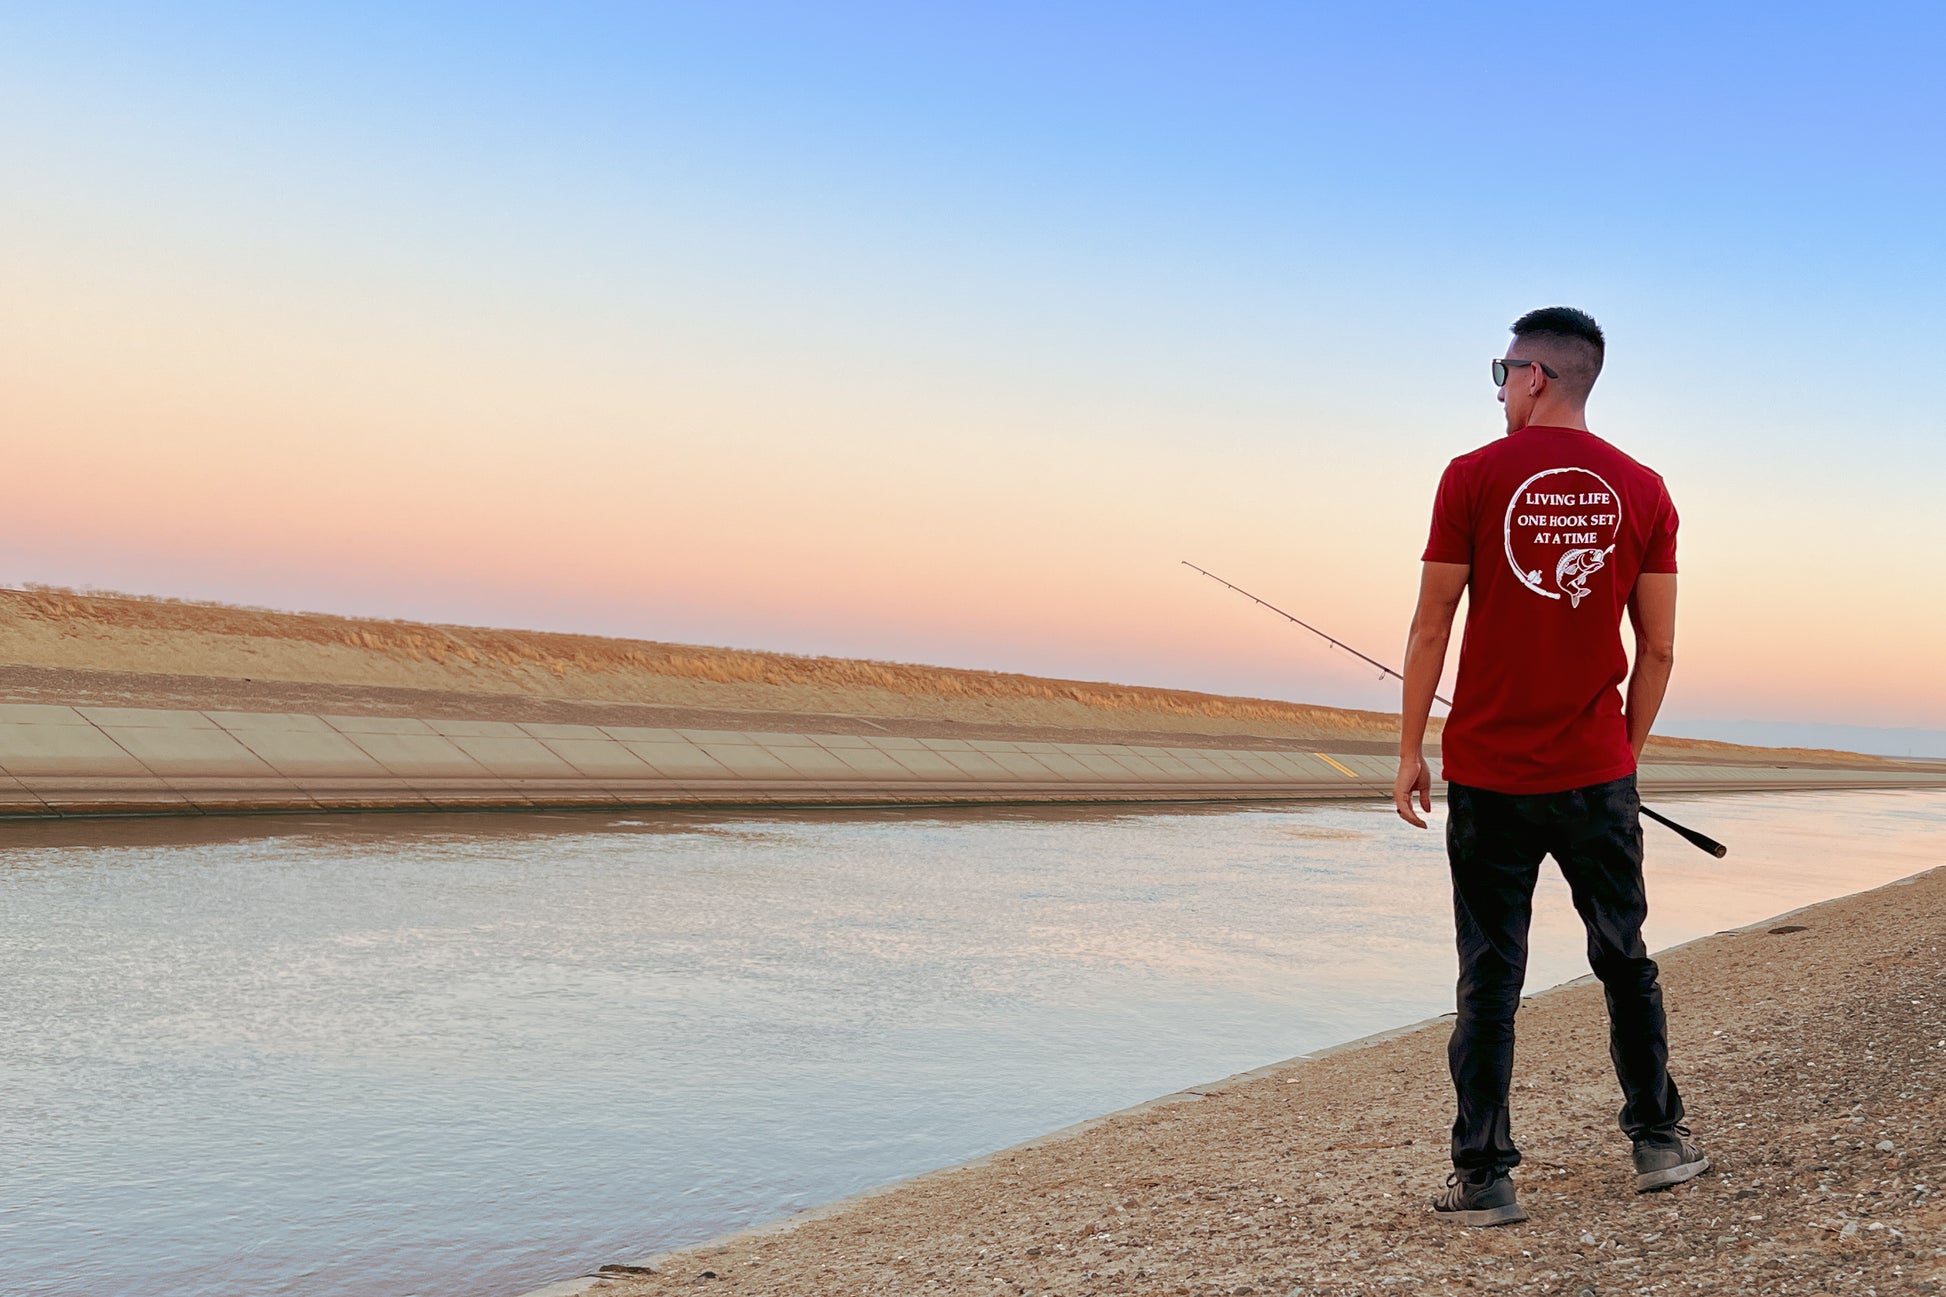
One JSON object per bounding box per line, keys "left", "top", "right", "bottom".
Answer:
{"left": 1433, "top": 1203, "right": 1529, "bottom": 1227}
{"left": 1635, "top": 1156, "right": 1710, "bottom": 1193}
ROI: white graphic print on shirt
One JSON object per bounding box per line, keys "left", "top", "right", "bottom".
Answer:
{"left": 1502, "top": 467, "right": 1622, "bottom": 609}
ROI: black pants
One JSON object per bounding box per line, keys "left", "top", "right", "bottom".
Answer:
{"left": 1445, "top": 773, "right": 1683, "bottom": 1172}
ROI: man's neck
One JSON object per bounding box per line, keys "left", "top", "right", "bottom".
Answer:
{"left": 1514, "top": 406, "right": 1590, "bottom": 433}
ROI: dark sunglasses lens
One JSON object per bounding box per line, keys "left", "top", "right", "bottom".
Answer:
{"left": 1492, "top": 360, "right": 1507, "bottom": 387}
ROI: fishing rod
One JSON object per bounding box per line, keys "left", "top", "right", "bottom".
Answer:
{"left": 1182, "top": 561, "right": 1728, "bottom": 858}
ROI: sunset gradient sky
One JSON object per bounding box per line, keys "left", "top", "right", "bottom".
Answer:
{"left": 3, "top": 4, "right": 1942, "bottom": 744}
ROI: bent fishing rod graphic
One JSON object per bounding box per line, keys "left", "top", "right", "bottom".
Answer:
{"left": 1182, "top": 561, "right": 1728, "bottom": 858}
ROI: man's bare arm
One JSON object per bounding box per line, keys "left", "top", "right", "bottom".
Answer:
{"left": 1624, "top": 573, "right": 1678, "bottom": 761}
{"left": 1394, "top": 561, "right": 1469, "bottom": 828}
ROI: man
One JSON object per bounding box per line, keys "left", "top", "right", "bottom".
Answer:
{"left": 1392, "top": 307, "right": 1708, "bottom": 1227}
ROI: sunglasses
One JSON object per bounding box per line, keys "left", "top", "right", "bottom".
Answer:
{"left": 1493, "top": 358, "right": 1559, "bottom": 387}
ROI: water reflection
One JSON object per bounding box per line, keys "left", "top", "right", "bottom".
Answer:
{"left": 1, "top": 790, "right": 1940, "bottom": 1297}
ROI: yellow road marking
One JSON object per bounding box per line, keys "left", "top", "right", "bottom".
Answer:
{"left": 1313, "top": 752, "right": 1360, "bottom": 778}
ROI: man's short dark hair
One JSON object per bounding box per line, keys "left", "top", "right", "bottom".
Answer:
{"left": 1510, "top": 306, "right": 1604, "bottom": 398}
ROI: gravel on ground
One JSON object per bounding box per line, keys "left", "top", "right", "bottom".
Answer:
{"left": 586, "top": 865, "right": 1945, "bottom": 1296}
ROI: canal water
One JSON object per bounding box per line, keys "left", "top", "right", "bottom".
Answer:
{"left": 3, "top": 789, "right": 1941, "bottom": 1296}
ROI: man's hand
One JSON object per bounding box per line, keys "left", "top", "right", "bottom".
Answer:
{"left": 1393, "top": 754, "right": 1432, "bottom": 829}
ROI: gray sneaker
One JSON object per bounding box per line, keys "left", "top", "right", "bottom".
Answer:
{"left": 1633, "top": 1126, "right": 1710, "bottom": 1192}
{"left": 1431, "top": 1168, "right": 1528, "bottom": 1226}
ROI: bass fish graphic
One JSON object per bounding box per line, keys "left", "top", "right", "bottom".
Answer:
{"left": 1554, "top": 545, "right": 1614, "bottom": 609}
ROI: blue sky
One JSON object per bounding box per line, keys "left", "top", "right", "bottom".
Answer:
{"left": 2, "top": 3, "right": 1942, "bottom": 748}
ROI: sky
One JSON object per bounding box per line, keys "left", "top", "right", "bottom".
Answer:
{"left": 2, "top": 3, "right": 1942, "bottom": 749}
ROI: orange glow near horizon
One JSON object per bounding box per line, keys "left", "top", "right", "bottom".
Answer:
{"left": 8, "top": 322, "right": 1941, "bottom": 734}
{"left": 6, "top": 264, "right": 1943, "bottom": 733}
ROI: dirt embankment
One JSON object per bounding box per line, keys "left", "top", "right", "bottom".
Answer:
{"left": 590, "top": 865, "right": 1946, "bottom": 1296}
{"left": 0, "top": 586, "right": 1904, "bottom": 767}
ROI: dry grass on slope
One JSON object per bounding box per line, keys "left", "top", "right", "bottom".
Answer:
{"left": 0, "top": 586, "right": 1899, "bottom": 766}
{"left": 0, "top": 586, "right": 1404, "bottom": 739}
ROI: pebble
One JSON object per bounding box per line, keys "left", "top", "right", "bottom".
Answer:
{"left": 1875, "top": 1139, "right": 1895, "bottom": 1151}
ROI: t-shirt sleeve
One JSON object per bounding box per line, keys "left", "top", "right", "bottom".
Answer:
{"left": 1642, "top": 483, "right": 1679, "bottom": 574}
{"left": 1421, "top": 459, "right": 1474, "bottom": 564}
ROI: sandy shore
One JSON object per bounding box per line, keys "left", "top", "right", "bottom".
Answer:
{"left": 572, "top": 866, "right": 1944, "bottom": 1297}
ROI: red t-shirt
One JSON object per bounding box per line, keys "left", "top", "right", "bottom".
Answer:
{"left": 1422, "top": 425, "right": 1678, "bottom": 795}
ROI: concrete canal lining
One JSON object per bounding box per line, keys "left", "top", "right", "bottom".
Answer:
{"left": 0, "top": 703, "right": 1938, "bottom": 819}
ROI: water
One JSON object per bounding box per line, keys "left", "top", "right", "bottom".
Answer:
{"left": 3, "top": 790, "right": 1941, "bottom": 1297}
